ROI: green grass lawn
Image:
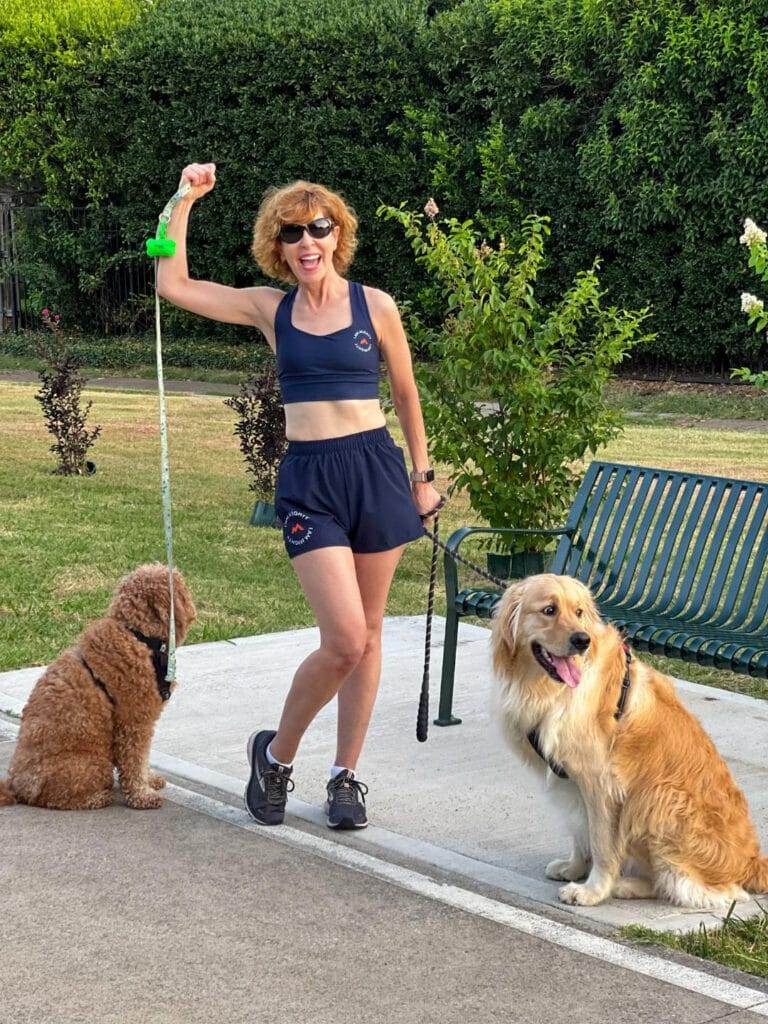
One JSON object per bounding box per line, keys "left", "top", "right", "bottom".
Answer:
{"left": 605, "top": 379, "right": 768, "bottom": 421}
{"left": 1, "top": 380, "right": 767, "bottom": 706}
{"left": 0, "top": 381, "right": 476, "bottom": 670}
{"left": 624, "top": 905, "right": 768, "bottom": 980}
{"left": 3, "top": 353, "right": 768, "bottom": 418}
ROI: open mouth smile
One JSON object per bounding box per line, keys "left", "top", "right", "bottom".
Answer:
{"left": 531, "top": 641, "right": 582, "bottom": 688}
{"left": 299, "top": 255, "right": 321, "bottom": 270}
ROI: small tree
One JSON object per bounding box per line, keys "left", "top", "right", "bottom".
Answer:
{"left": 377, "top": 200, "right": 653, "bottom": 553}
{"left": 224, "top": 362, "right": 287, "bottom": 502}
{"left": 733, "top": 218, "right": 768, "bottom": 393}
{"left": 34, "top": 310, "right": 101, "bottom": 476}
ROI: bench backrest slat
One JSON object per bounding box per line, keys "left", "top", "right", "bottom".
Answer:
{"left": 550, "top": 463, "right": 768, "bottom": 638}
{"left": 620, "top": 474, "right": 688, "bottom": 611}
{"left": 684, "top": 483, "right": 752, "bottom": 623}
{"left": 653, "top": 476, "right": 718, "bottom": 615}
{"left": 593, "top": 471, "right": 670, "bottom": 606}
{"left": 662, "top": 479, "right": 737, "bottom": 618}
{"left": 703, "top": 485, "right": 768, "bottom": 628}
{"left": 720, "top": 489, "right": 768, "bottom": 626}
{"left": 579, "top": 465, "right": 639, "bottom": 586}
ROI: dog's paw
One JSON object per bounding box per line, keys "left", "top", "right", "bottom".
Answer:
{"left": 125, "top": 789, "right": 163, "bottom": 810}
{"left": 546, "top": 858, "right": 589, "bottom": 882}
{"left": 558, "top": 882, "right": 606, "bottom": 906}
{"left": 148, "top": 772, "right": 166, "bottom": 790}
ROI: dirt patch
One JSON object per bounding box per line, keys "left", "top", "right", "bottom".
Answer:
{"left": 609, "top": 379, "right": 765, "bottom": 399}
{"left": 53, "top": 566, "right": 113, "bottom": 600}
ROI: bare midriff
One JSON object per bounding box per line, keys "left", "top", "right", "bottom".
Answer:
{"left": 283, "top": 398, "right": 386, "bottom": 441}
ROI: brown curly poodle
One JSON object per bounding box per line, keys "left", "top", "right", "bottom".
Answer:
{"left": 0, "top": 563, "right": 196, "bottom": 810}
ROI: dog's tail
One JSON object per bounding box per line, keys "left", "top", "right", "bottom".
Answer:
{"left": 0, "top": 779, "right": 16, "bottom": 806}
{"left": 744, "top": 855, "right": 768, "bottom": 894}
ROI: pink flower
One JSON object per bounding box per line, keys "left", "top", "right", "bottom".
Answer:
{"left": 41, "top": 308, "right": 50, "bottom": 318}
{"left": 53, "top": 314, "right": 61, "bottom": 322}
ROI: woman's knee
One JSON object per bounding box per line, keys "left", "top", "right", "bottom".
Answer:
{"left": 323, "top": 630, "right": 367, "bottom": 673}
{"left": 362, "top": 622, "right": 383, "bottom": 658}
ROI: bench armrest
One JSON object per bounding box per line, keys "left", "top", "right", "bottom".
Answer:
{"left": 444, "top": 525, "right": 571, "bottom": 555}
{"left": 443, "top": 525, "right": 572, "bottom": 601}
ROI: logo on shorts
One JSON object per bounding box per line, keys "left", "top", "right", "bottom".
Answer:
{"left": 353, "top": 329, "right": 373, "bottom": 353}
{"left": 284, "top": 509, "right": 314, "bottom": 546}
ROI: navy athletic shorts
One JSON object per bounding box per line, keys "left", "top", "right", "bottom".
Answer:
{"left": 275, "top": 426, "right": 426, "bottom": 559}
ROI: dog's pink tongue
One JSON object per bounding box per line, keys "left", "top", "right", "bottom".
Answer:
{"left": 551, "top": 656, "right": 581, "bottom": 688}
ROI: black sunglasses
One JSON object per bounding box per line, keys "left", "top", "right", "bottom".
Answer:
{"left": 278, "top": 217, "right": 334, "bottom": 244}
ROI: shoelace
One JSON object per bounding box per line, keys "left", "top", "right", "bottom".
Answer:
{"left": 264, "top": 765, "right": 295, "bottom": 806}
{"left": 329, "top": 776, "right": 368, "bottom": 807}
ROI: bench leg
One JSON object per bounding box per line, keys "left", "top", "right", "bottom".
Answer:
{"left": 435, "top": 605, "right": 462, "bottom": 727}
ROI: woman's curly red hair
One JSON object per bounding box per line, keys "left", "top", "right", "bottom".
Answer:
{"left": 251, "top": 180, "right": 358, "bottom": 284}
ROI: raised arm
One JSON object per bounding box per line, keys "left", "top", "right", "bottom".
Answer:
{"left": 156, "top": 162, "right": 280, "bottom": 335}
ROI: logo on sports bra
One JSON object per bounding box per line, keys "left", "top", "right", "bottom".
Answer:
{"left": 353, "top": 329, "right": 373, "bottom": 353}
{"left": 284, "top": 510, "right": 314, "bottom": 547}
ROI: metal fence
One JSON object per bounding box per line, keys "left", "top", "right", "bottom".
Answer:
{"left": 0, "top": 198, "right": 759, "bottom": 381}
{"left": 0, "top": 199, "right": 154, "bottom": 335}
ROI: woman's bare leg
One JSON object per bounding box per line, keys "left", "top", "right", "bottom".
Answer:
{"left": 269, "top": 546, "right": 367, "bottom": 765}
{"left": 334, "top": 545, "right": 406, "bottom": 770}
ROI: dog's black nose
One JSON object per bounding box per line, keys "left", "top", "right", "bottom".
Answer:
{"left": 570, "top": 632, "right": 591, "bottom": 653}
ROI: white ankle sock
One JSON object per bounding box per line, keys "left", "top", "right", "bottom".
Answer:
{"left": 330, "top": 765, "right": 353, "bottom": 779}
{"left": 266, "top": 742, "right": 292, "bottom": 769}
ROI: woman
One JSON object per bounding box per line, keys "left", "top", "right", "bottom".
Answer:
{"left": 158, "top": 163, "right": 443, "bottom": 829}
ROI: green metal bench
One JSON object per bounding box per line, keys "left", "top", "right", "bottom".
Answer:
{"left": 437, "top": 460, "right": 768, "bottom": 725}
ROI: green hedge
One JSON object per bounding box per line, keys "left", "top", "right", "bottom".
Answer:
{"left": 0, "top": 331, "right": 265, "bottom": 372}
{"left": 1, "top": 0, "right": 437, "bottom": 339}
{"left": 416, "top": 0, "right": 768, "bottom": 369}
{"left": 3, "top": 0, "right": 768, "bottom": 370}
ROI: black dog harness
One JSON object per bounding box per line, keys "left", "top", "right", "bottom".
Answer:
{"left": 527, "top": 642, "right": 634, "bottom": 781}
{"left": 80, "top": 629, "right": 172, "bottom": 706}
{"left": 129, "top": 628, "right": 172, "bottom": 702}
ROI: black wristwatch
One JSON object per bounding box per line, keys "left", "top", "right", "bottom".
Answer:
{"left": 410, "top": 467, "right": 435, "bottom": 483}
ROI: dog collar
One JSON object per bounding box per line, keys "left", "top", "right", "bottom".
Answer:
{"left": 526, "top": 728, "right": 569, "bottom": 779}
{"left": 129, "top": 628, "right": 172, "bottom": 701}
{"left": 614, "top": 641, "right": 633, "bottom": 721}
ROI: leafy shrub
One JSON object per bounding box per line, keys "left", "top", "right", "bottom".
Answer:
{"left": 379, "top": 198, "right": 653, "bottom": 551}
{"left": 224, "top": 363, "right": 286, "bottom": 500}
{"left": 34, "top": 311, "right": 101, "bottom": 474}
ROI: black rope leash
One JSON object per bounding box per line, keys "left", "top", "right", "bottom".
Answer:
{"left": 417, "top": 510, "right": 441, "bottom": 742}
{"left": 417, "top": 503, "right": 510, "bottom": 742}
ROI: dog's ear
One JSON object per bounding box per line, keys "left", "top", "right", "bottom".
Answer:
{"left": 171, "top": 569, "right": 197, "bottom": 644}
{"left": 576, "top": 582, "right": 604, "bottom": 636}
{"left": 491, "top": 580, "right": 527, "bottom": 656}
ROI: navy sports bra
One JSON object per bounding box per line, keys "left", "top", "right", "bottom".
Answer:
{"left": 274, "top": 281, "right": 380, "bottom": 405}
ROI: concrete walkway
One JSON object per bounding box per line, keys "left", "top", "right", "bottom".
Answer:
{"left": 0, "top": 368, "right": 240, "bottom": 396}
{"left": 2, "top": 615, "right": 766, "bottom": 937}
{"left": 5, "top": 736, "right": 768, "bottom": 1024}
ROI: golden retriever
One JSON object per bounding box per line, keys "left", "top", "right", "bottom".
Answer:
{"left": 0, "top": 564, "right": 196, "bottom": 811}
{"left": 490, "top": 573, "right": 768, "bottom": 909}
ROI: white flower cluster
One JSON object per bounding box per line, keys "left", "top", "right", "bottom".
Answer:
{"left": 423, "top": 197, "right": 439, "bottom": 220}
{"left": 739, "top": 218, "right": 767, "bottom": 247}
{"left": 741, "top": 292, "right": 764, "bottom": 314}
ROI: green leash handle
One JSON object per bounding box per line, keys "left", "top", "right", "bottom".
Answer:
{"left": 145, "top": 181, "right": 192, "bottom": 682}
{"left": 145, "top": 182, "right": 192, "bottom": 257}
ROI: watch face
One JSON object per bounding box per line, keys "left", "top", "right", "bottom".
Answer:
{"left": 426, "top": 469, "right": 435, "bottom": 482}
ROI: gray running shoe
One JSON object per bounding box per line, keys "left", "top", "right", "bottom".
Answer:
{"left": 245, "top": 730, "right": 294, "bottom": 825}
{"left": 325, "top": 770, "right": 368, "bottom": 829}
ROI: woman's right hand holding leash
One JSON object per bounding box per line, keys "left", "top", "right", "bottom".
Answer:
{"left": 178, "top": 162, "right": 217, "bottom": 202}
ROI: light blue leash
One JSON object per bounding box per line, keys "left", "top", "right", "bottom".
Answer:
{"left": 146, "top": 181, "right": 192, "bottom": 684}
